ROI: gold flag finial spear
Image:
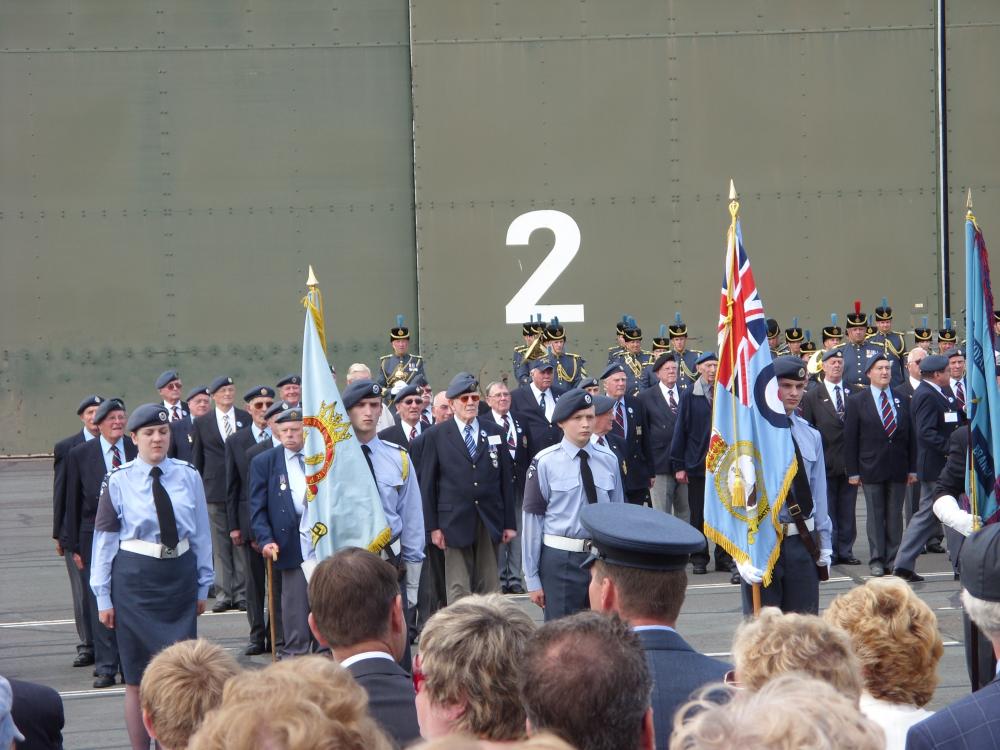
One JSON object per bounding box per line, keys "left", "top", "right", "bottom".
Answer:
{"left": 729, "top": 179, "right": 737, "bottom": 201}
{"left": 728, "top": 179, "right": 739, "bottom": 222}
{"left": 307, "top": 265, "right": 319, "bottom": 288}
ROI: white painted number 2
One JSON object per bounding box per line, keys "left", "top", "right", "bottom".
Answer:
{"left": 505, "top": 210, "right": 585, "bottom": 324}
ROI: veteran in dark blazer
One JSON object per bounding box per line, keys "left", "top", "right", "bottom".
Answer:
{"left": 192, "top": 375, "right": 251, "bottom": 612}
{"left": 842, "top": 354, "right": 916, "bottom": 577}
{"left": 801, "top": 349, "right": 861, "bottom": 566}
{"left": 600, "top": 362, "right": 654, "bottom": 506}
{"left": 418, "top": 373, "right": 517, "bottom": 603}
{"left": 581, "top": 503, "right": 729, "bottom": 749}
{"left": 509, "top": 357, "right": 566, "bottom": 459}
{"left": 639, "top": 353, "right": 688, "bottom": 521}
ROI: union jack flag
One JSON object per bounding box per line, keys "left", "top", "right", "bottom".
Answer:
{"left": 716, "top": 221, "right": 768, "bottom": 406}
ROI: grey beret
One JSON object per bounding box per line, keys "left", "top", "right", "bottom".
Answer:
{"left": 94, "top": 398, "right": 126, "bottom": 425}
{"left": 155, "top": 370, "right": 180, "bottom": 389}
{"left": 208, "top": 375, "right": 234, "bottom": 394}
{"left": 445, "top": 372, "right": 479, "bottom": 399}
{"left": 551, "top": 388, "right": 595, "bottom": 423}
{"left": 127, "top": 403, "right": 170, "bottom": 432}
{"left": 77, "top": 394, "right": 105, "bottom": 415}
{"left": 342, "top": 379, "right": 383, "bottom": 410}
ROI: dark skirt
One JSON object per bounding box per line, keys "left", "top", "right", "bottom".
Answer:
{"left": 111, "top": 548, "right": 198, "bottom": 685}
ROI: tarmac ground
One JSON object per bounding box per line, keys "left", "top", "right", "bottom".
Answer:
{"left": 0, "top": 457, "right": 974, "bottom": 748}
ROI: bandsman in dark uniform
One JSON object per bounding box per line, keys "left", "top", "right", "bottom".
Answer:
{"left": 611, "top": 322, "right": 654, "bottom": 396}
{"left": 938, "top": 318, "right": 958, "bottom": 355}
{"left": 767, "top": 318, "right": 788, "bottom": 357}
{"left": 865, "top": 314, "right": 878, "bottom": 339}
{"left": 545, "top": 318, "right": 587, "bottom": 389}
{"left": 377, "top": 315, "right": 426, "bottom": 392}
{"left": 841, "top": 301, "right": 883, "bottom": 391}
{"left": 784, "top": 318, "right": 804, "bottom": 357}
{"left": 913, "top": 317, "right": 934, "bottom": 352}
{"left": 868, "top": 298, "right": 906, "bottom": 387}
{"left": 606, "top": 317, "right": 629, "bottom": 364}
{"left": 667, "top": 313, "right": 700, "bottom": 390}
{"left": 821, "top": 314, "right": 844, "bottom": 350}
{"left": 513, "top": 317, "right": 546, "bottom": 386}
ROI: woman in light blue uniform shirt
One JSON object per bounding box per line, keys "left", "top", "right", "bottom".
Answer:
{"left": 90, "top": 403, "right": 213, "bottom": 750}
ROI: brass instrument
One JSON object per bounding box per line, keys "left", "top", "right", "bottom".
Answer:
{"left": 522, "top": 334, "right": 548, "bottom": 362}
{"left": 806, "top": 348, "right": 825, "bottom": 377}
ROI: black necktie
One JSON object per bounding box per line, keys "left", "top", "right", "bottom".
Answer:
{"left": 834, "top": 385, "right": 844, "bottom": 420}
{"left": 361, "top": 444, "right": 377, "bottom": 483}
{"left": 577, "top": 450, "right": 598, "bottom": 505}
{"left": 790, "top": 439, "right": 815, "bottom": 518}
{"left": 149, "top": 466, "right": 180, "bottom": 549}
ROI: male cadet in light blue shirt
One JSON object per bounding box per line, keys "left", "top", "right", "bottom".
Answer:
{"left": 581, "top": 502, "right": 728, "bottom": 750}
{"left": 522, "top": 388, "right": 625, "bottom": 621}
{"left": 735, "top": 356, "right": 832, "bottom": 615}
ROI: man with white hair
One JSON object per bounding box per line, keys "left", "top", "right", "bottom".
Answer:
{"left": 906, "top": 521, "right": 1000, "bottom": 748}
{"left": 346, "top": 362, "right": 372, "bottom": 384}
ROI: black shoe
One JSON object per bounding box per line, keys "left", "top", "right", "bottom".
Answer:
{"left": 212, "top": 599, "right": 233, "bottom": 613}
{"left": 714, "top": 561, "right": 732, "bottom": 572}
{"left": 93, "top": 674, "right": 116, "bottom": 689}
{"left": 894, "top": 568, "right": 925, "bottom": 583}
{"left": 692, "top": 565, "right": 708, "bottom": 575}
{"left": 244, "top": 642, "right": 266, "bottom": 656}
{"left": 730, "top": 571, "right": 742, "bottom": 585}
{"left": 870, "top": 563, "right": 885, "bottom": 577}
{"left": 508, "top": 583, "right": 525, "bottom": 595}
{"left": 73, "top": 652, "right": 95, "bottom": 668}
{"left": 841, "top": 556, "right": 862, "bottom": 565}
{"left": 237, "top": 601, "right": 247, "bottom": 612}
{"left": 926, "top": 541, "right": 946, "bottom": 554}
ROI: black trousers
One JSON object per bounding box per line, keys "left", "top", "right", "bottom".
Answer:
{"left": 688, "top": 475, "right": 733, "bottom": 570}
{"left": 826, "top": 474, "right": 858, "bottom": 560}
{"left": 240, "top": 542, "right": 283, "bottom": 648}
{"left": 741, "top": 534, "right": 820, "bottom": 615}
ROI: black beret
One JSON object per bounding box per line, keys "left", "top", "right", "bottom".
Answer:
{"left": 579, "top": 377, "right": 599, "bottom": 390}
{"left": 445, "top": 372, "right": 478, "bottom": 399}
{"left": 276, "top": 374, "right": 301, "bottom": 388}
{"left": 773, "top": 356, "right": 807, "bottom": 381}
{"left": 244, "top": 385, "right": 276, "bottom": 402}
{"left": 127, "top": 403, "right": 169, "bottom": 432}
{"left": 822, "top": 348, "right": 844, "bottom": 362}
{"left": 186, "top": 385, "right": 210, "bottom": 401}
{"left": 77, "top": 395, "right": 105, "bottom": 415}
{"left": 920, "top": 355, "right": 949, "bottom": 374}
{"left": 530, "top": 357, "right": 555, "bottom": 372}
{"left": 342, "top": 380, "right": 383, "bottom": 410}
{"left": 865, "top": 353, "right": 889, "bottom": 373}
{"left": 960, "top": 523, "right": 1000, "bottom": 601}
{"left": 695, "top": 351, "right": 718, "bottom": 365}
{"left": 948, "top": 348, "right": 966, "bottom": 359}
{"left": 274, "top": 407, "right": 303, "bottom": 424}
{"left": 551, "top": 389, "right": 595, "bottom": 424}
{"left": 208, "top": 375, "right": 234, "bottom": 394}
{"left": 155, "top": 370, "right": 180, "bottom": 389}
{"left": 264, "top": 401, "right": 291, "bottom": 421}
{"left": 599, "top": 363, "right": 626, "bottom": 380}
{"left": 593, "top": 395, "right": 615, "bottom": 416}
{"left": 94, "top": 398, "right": 126, "bottom": 425}
{"left": 651, "top": 353, "right": 676, "bottom": 373}
{"left": 392, "top": 383, "right": 422, "bottom": 404}
{"left": 580, "top": 503, "right": 705, "bottom": 571}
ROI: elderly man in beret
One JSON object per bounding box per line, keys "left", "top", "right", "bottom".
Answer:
{"left": 418, "top": 373, "right": 516, "bottom": 603}
{"left": 522, "top": 388, "right": 624, "bottom": 620}
{"left": 155, "top": 370, "right": 189, "bottom": 422}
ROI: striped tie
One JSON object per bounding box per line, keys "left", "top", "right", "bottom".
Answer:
{"left": 835, "top": 385, "right": 844, "bottom": 420}
{"left": 111, "top": 445, "right": 121, "bottom": 468}
{"left": 667, "top": 389, "right": 677, "bottom": 414}
{"left": 171, "top": 405, "right": 181, "bottom": 422}
{"left": 503, "top": 415, "right": 515, "bottom": 449}
{"left": 223, "top": 414, "right": 233, "bottom": 437}
{"left": 464, "top": 424, "right": 477, "bottom": 458}
{"left": 613, "top": 401, "right": 625, "bottom": 437}
{"left": 879, "top": 391, "right": 897, "bottom": 438}
{"left": 409, "top": 425, "right": 417, "bottom": 441}
{"left": 956, "top": 380, "right": 966, "bottom": 410}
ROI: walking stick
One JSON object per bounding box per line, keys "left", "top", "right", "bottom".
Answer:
{"left": 267, "top": 549, "right": 278, "bottom": 663}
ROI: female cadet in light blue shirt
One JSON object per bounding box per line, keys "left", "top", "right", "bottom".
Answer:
{"left": 90, "top": 403, "right": 213, "bottom": 750}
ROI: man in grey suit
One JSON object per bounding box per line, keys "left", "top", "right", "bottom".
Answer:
{"left": 308, "top": 547, "right": 420, "bottom": 749}
{"left": 582, "top": 502, "right": 729, "bottom": 749}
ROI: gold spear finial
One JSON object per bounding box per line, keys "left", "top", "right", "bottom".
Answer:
{"left": 967, "top": 189, "right": 973, "bottom": 210}
{"left": 307, "top": 265, "right": 319, "bottom": 288}
{"left": 729, "top": 179, "right": 737, "bottom": 201}
{"left": 728, "top": 179, "right": 739, "bottom": 222}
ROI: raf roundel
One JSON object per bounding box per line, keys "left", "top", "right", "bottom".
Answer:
{"left": 373, "top": 384, "right": 382, "bottom": 395}
{"left": 260, "top": 388, "right": 267, "bottom": 396}
{"left": 584, "top": 394, "right": 592, "bottom": 405}
{"left": 159, "top": 412, "right": 167, "bottom": 422}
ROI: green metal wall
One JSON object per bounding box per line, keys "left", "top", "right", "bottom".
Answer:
{"left": 2, "top": 1, "right": 999, "bottom": 453}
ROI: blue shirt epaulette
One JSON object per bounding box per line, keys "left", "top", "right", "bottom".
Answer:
{"left": 590, "top": 440, "right": 616, "bottom": 459}
{"left": 533, "top": 444, "right": 562, "bottom": 461}
{"left": 171, "top": 458, "right": 199, "bottom": 472}
{"left": 380, "top": 439, "right": 408, "bottom": 453}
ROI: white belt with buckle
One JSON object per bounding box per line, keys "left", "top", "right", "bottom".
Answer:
{"left": 120, "top": 538, "right": 190, "bottom": 559}
{"left": 543, "top": 534, "right": 588, "bottom": 553}
{"left": 784, "top": 517, "right": 815, "bottom": 536}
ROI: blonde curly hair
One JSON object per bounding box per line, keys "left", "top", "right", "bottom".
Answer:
{"left": 824, "top": 578, "right": 943, "bottom": 706}
{"left": 731, "top": 607, "right": 863, "bottom": 700}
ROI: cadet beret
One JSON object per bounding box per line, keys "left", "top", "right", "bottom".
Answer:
{"left": 652, "top": 353, "right": 676, "bottom": 373}
{"left": 579, "top": 377, "right": 599, "bottom": 390}
{"left": 342, "top": 379, "right": 383, "bottom": 410}
{"left": 264, "top": 400, "right": 291, "bottom": 421}
{"left": 155, "top": 370, "right": 180, "bottom": 390}
{"left": 276, "top": 374, "right": 301, "bottom": 388}
{"left": 948, "top": 348, "right": 965, "bottom": 359}
{"left": 593, "top": 395, "right": 615, "bottom": 416}
{"left": 865, "top": 353, "right": 889, "bottom": 373}
{"left": 960, "top": 523, "right": 1000, "bottom": 602}
{"left": 920, "top": 355, "right": 949, "bottom": 374}
{"left": 580, "top": 503, "right": 705, "bottom": 572}
{"left": 186, "top": 385, "right": 210, "bottom": 401}
{"left": 208, "top": 376, "right": 234, "bottom": 394}
{"left": 695, "top": 351, "right": 717, "bottom": 365}
{"left": 822, "top": 348, "right": 844, "bottom": 362}
{"left": 274, "top": 407, "right": 303, "bottom": 424}
{"left": 773, "top": 356, "right": 807, "bottom": 381}
{"left": 551, "top": 389, "right": 595, "bottom": 424}
{"left": 445, "top": 372, "right": 478, "bottom": 399}
{"left": 599, "top": 363, "right": 626, "bottom": 380}
{"left": 77, "top": 395, "right": 105, "bottom": 415}
{"left": 392, "top": 383, "right": 422, "bottom": 404}
{"left": 244, "top": 385, "right": 275, "bottom": 402}
{"left": 530, "top": 357, "right": 555, "bottom": 372}
{"left": 94, "top": 398, "right": 125, "bottom": 425}
{"left": 127, "top": 403, "right": 169, "bottom": 432}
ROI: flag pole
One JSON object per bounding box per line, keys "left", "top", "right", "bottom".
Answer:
{"left": 967, "top": 190, "right": 981, "bottom": 532}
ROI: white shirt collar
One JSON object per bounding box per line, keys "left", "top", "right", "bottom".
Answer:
{"left": 909, "top": 376, "right": 922, "bottom": 390}
{"left": 453, "top": 415, "right": 479, "bottom": 433}
{"left": 338, "top": 651, "right": 395, "bottom": 669}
